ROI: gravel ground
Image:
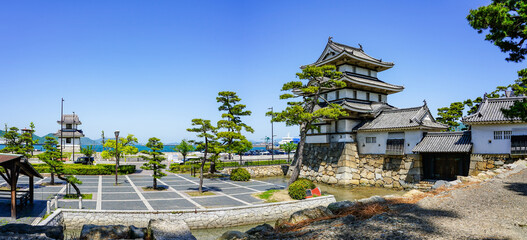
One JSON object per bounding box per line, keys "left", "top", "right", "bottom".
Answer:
{"left": 263, "top": 168, "right": 527, "bottom": 240}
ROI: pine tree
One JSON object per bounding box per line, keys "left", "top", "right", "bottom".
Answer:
{"left": 141, "top": 137, "right": 166, "bottom": 189}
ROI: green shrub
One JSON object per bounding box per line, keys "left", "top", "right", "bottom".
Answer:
{"left": 98, "top": 164, "right": 136, "bottom": 174}
{"left": 288, "top": 178, "right": 316, "bottom": 200}
{"left": 169, "top": 163, "right": 181, "bottom": 172}
{"left": 230, "top": 168, "right": 250, "bottom": 181}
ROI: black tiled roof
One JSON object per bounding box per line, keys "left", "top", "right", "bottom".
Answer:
{"left": 463, "top": 97, "right": 527, "bottom": 124}
{"left": 358, "top": 104, "right": 448, "bottom": 131}
{"left": 413, "top": 131, "right": 472, "bottom": 153}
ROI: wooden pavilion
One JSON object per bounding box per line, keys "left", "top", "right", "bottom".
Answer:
{"left": 0, "top": 153, "right": 43, "bottom": 219}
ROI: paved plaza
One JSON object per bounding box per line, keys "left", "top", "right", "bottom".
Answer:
{"left": 0, "top": 171, "right": 286, "bottom": 223}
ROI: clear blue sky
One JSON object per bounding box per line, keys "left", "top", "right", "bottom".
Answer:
{"left": 0, "top": 1, "right": 522, "bottom": 143}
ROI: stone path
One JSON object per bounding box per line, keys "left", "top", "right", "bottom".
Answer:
{"left": 0, "top": 172, "right": 286, "bottom": 225}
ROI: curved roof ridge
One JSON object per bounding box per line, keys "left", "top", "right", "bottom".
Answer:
{"left": 427, "top": 131, "right": 470, "bottom": 136}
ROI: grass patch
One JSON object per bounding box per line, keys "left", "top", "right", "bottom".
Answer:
{"left": 257, "top": 189, "right": 280, "bottom": 201}
{"left": 63, "top": 193, "right": 92, "bottom": 199}
{"left": 0, "top": 187, "right": 21, "bottom": 191}
{"left": 186, "top": 191, "right": 215, "bottom": 197}
{"left": 253, "top": 189, "right": 291, "bottom": 203}
{"left": 142, "top": 186, "right": 167, "bottom": 191}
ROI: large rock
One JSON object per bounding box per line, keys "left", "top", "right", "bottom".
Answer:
{"left": 80, "top": 224, "right": 145, "bottom": 240}
{"left": 327, "top": 200, "right": 356, "bottom": 214}
{"left": 287, "top": 206, "right": 334, "bottom": 224}
{"left": 148, "top": 219, "right": 196, "bottom": 240}
{"left": 218, "top": 231, "right": 248, "bottom": 240}
{"left": 0, "top": 224, "right": 63, "bottom": 240}
{"left": 0, "top": 232, "right": 54, "bottom": 240}
{"left": 245, "top": 223, "right": 274, "bottom": 237}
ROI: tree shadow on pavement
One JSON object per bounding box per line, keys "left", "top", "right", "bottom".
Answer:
{"left": 504, "top": 182, "right": 527, "bottom": 196}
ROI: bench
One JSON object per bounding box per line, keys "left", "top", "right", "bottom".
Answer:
{"left": 0, "top": 189, "right": 31, "bottom": 208}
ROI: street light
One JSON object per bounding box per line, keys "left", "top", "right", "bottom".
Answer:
{"left": 114, "top": 130, "right": 120, "bottom": 185}
{"left": 268, "top": 107, "right": 274, "bottom": 163}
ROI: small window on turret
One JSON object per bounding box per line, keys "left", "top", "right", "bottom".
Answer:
{"left": 66, "top": 124, "right": 72, "bottom": 129}
{"left": 336, "top": 91, "right": 340, "bottom": 99}
{"left": 366, "top": 93, "right": 370, "bottom": 101}
{"left": 378, "top": 94, "right": 382, "bottom": 102}
{"left": 353, "top": 91, "right": 357, "bottom": 99}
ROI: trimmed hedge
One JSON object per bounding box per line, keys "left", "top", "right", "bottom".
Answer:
{"left": 31, "top": 163, "right": 136, "bottom": 175}
{"left": 169, "top": 163, "right": 209, "bottom": 173}
{"left": 288, "top": 178, "right": 316, "bottom": 200}
{"left": 230, "top": 168, "right": 250, "bottom": 181}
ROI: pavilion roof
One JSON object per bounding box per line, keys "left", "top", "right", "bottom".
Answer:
{"left": 57, "top": 114, "right": 82, "bottom": 125}
{"left": 0, "top": 154, "right": 43, "bottom": 178}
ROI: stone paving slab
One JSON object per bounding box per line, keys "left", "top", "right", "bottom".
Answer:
{"left": 102, "top": 193, "right": 140, "bottom": 200}
{"left": 77, "top": 187, "right": 99, "bottom": 192}
{"left": 231, "top": 193, "right": 265, "bottom": 204}
{"left": 59, "top": 201, "right": 97, "bottom": 210}
{"left": 249, "top": 185, "right": 285, "bottom": 191}
{"left": 102, "top": 200, "right": 147, "bottom": 210}
{"left": 148, "top": 199, "right": 196, "bottom": 210}
{"left": 102, "top": 187, "right": 135, "bottom": 193}
{"left": 141, "top": 191, "right": 183, "bottom": 199}
{"left": 192, "top": 196, "right": 244, "bottom": 208}
{"left": 219, "top": 187, "right": 257, "bottom": 195}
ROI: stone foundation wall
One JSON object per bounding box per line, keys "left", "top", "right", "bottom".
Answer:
{"left": 299, "top": 143, "right": 422, "bottom": 189}
{"left": 38, "top": 196, "right": 336, "bottom": 230}
{"left": 468, "top": 154, "right": 517, "bottom": 175}
{"left": 220, "top": 165, "right": 287, "bottom": 178}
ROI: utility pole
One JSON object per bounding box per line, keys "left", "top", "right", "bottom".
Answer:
{"left": 72, "top": 111, "right": 75, "bottom": 163}
{"left": 60, "top": 98, "right": 64, "bottom": 160}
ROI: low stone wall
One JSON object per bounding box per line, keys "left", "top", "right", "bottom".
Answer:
{"left": 468, "top": 154, "right": 517, "bottom": 175}
{"left": 300, "top": 143, "right": 422, "bottom": 189}
{"left": 40, "top": 209, "right": 63, "bottom": 227}
{"left": 220, "top": 165, "right": 287, "bottom": 178}
{"left": 39, "top": 196, "right": 336, "bottom": 230}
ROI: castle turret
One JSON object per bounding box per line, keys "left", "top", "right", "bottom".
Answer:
{"left": 54, "top": 113, "right": 84, "bottom": 152}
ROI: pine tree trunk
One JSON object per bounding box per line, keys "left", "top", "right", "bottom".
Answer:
{"left": 50, "top": 172, "right": 55, "bottom": 185}
{"left": 288, "top": 123, "right": 307, "bottom": 186}
{"left": 210, "top": 160, "right": 216, "bottom": 174}
{"left": 153, "top": 167, "right": 157, "bottom": 189}
{"left": 57, "top": 175, "right": 81, "bottom": 198}
{"left": 199, "top": 149, "right": 206, "bottom": 194}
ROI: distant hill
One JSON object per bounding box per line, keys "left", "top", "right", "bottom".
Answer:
{"left": 81, "top": 137, "right": 101, "bottom": 145}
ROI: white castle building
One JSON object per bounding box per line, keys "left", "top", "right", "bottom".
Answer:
{"left": 54, "top": 114, "right": 84, "bottom": 152}
{"left": 296, "top": 38, "right": 526, "bottom": 188}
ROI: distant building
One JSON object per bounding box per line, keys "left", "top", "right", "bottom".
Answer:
{"left": 54, "top": 114, "right": 84, "bottom": 152}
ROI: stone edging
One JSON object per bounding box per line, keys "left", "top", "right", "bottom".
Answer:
{"left": 38, "top": 195, "right": 336, "bottom": 230}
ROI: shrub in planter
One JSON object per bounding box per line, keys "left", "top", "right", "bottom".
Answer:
{"left": 169, "top": 163, "right": 181, "bottom": 172}
{"left": 230, "top": 168, "right": 250, "bottom": 181}
{"left": 288, "top": 178, "right": 316, "bottom": 200}
{"left": 98, "top": 164, "right": 136, "bottom": 174}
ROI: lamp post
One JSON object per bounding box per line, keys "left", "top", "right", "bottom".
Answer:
{"left": 72, "top": 112, "right": 75, "bottom": 163}
{"left": 114, "top": 130, "right": 120, "bottom": 185}
{"left": 268, "top": 107, "right": 274, "bottom": 163}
